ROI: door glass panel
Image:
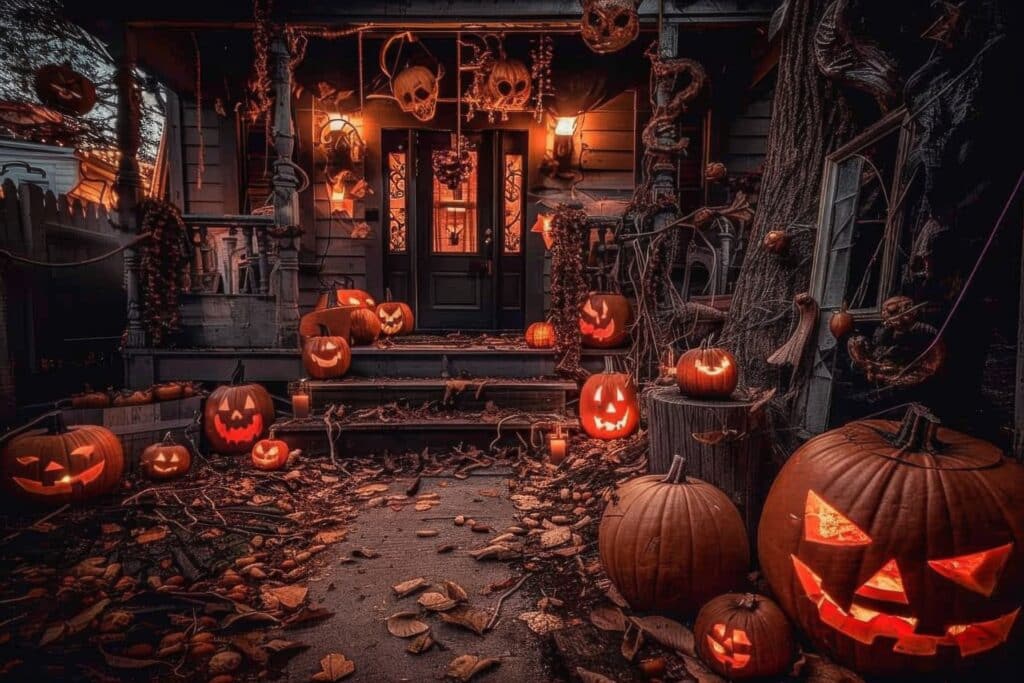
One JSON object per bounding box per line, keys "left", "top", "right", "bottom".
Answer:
{"left": 432, "top": 150, "right": 478, "bottom": 254}
{"left": 387, "top": 151, "right": 408, "bottom": 253}
{"left": 502, "top": 154, "right": 523, "bottom": 254}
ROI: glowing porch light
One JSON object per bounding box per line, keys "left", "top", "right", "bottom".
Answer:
{"left": 554, "top": 116, "right": 579, "bottom": 136}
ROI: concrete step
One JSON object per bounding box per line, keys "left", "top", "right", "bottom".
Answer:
{"left": 348, "top": 346, "right": 617, "bottom": 378}
{"left": 306, "top": 378, "right": 576, "bottom": 412}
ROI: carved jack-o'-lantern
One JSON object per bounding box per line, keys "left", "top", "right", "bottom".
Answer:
{"left": 758, "top": 405, "right": 1024, "bottom": 676}
{"left": 139, "top": 433, "right": 191, "bottom": 481}
{"left": 580, "top": 0, "right": 642, "bottom": 54}
{"left": 579, "top": 358, "right": 639, "bottom": 440}
{"left": 485, "top": 58, "right": 532, "bottom": 111}
{"left": 676, "top": 344, "right": 738, "bottom": 399}
{"left": 525, "top": 321, "right": 556, "bottom": 349}
{"left": 1, "top": 413, "right": 124, "bottom": 505}
{"left": 251, "top": 438, "right": 291, "bottom": 471}
{"left": 579, "top": 292, "right": 631, "bottom": 348}
{"left": 376, "top": 290, "right": 414, "bottom": 336}
{"left": 314, "top": 279, "right": 376, "bottom": 311}
{"left": 302, "top": 331, "right": 352, "bottom": 380}
{"left": 34, "top": 63, "right": 97, "bottom": 116}
{"left": 694, "top": 593, "right": 795, "bottom": 680}
{"left": 392, "top": 65, "right": 443, "bottom": 123}
{"left": 203, "top": 363, "right": 275, "bottom": 454}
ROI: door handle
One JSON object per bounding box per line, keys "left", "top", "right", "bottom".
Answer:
{"left": 483, "top": 227, "right": 493, "bottom": 246}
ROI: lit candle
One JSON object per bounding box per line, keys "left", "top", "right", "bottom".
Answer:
{"left": 548, "top": 425, "right": 568, "bottom": 464}
{"left": 292, "top": 393, "right": 310, "bottom": 418}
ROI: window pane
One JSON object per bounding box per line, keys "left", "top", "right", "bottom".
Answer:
{"left": 503, "top": 154, "right": 523, "bottom": 254}
{"left": 432, "top": 150, "right": 478, "bottom": 254}
{"left": 387, "top": 151, "right": 407, "bottom": 253}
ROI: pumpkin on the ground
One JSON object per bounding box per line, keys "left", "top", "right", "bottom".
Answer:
{"left": 579, "top": 292, "right": 631, "bottom": 348}
{"left": 525, "top": 321, "right": 555, "bottom": 349}
{"left": 377, "top": 289, "right": 414, "bottom": 336}
{"left": 695, "top": 593, "right": 794, "bottom": 680}
{"left": 676, "top": 343, "right": 738, "bottom": 399}
{"left": 203, "top": 362, "right": 275, "bottom": 454}
{"left": 579, "top": 357, "right": 638, "bottom": 440}
{"left": 599, "top": 454, "right": 749, "bottom": 614}
{"left": 1, "top": 412, "right": 124, "bottom": 505}
{"left": 350, "top": 308, "right": 382, "bottom": 345}
{"left": 139, "top": 433, "right": 191, "bottom": 480}
{"left": 758, "top": 404, "right": 1024, "bottom": 676}
{"left": 302, "top": 329, "right": 352, "bottom": 379}
{"left": 251, "top": 438, "right": 291, "bottom": 471}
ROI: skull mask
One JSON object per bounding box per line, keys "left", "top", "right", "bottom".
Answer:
{"left": 485, "top": 58, "right": 532, "bottom": 111}
{"left": 392, "top": 65, "right": 443, "bottom": 122}
{"left": 580, "top": 0, "right": 642, "bottom": 54}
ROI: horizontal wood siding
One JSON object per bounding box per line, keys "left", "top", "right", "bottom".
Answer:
{"left": 722, "top": 84, "right": 773, "bottom": 175}
{"left": 181, "top": 103, "right": 238, "bottom": 215}
{"left": 577, "top": 92, "right": 636, "bottom": 197}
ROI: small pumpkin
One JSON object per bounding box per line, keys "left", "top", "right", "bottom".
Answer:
{"left": 579, "top": 292, "right": 631, "bottom": 348}
{"left": 71, "top": 387, "right": 110, "bottom": 409}
{"left": 599, "top": 454, "right": 750, "bottom": 614}
{"left": 676, "top": 343, "right": 738, "bottom": 399}
{"left": 152, "top": 382, "right": 184, "bottom": 402}
{"left": 762, "top": 229, "right": 791, "bottom": 255}
{"left": 376, "top": 289, "right": 414, "bottom": 336}
{"left": 251, "top": 438, "right": 291, "bottom": 471}
{"left": 579, "top": 357, "right": 639, "bottom": 440}
{"left": 314, "top": 278, "right": 376, "bottom": 311}
{"left": 350, "top": 308, "right": 382, "bottom": 346}
{"left": 829, "top": 301, "right": 854, "bottom": 339}
{"left": 303, "top": 326, "right": 352, "bottom": 379}
{"left": 525, "top": 321, "right": 555, "bottom": 349}
{"left": 112, "top": 388, "right": 153, "bottom": 406}
{"left": 1, "top": 412, "right": 124, "bottom": 505}
{"left": 695, "top": 593, "right": 794, "bottom": 680}
{"left": 203, "top": 362, "right": 275, "bottom": 454}
{"left": 139, "top": 433, "right": 191, "bottom": 480}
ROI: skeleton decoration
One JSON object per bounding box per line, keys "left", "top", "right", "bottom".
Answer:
{"left": 847, "top": 295, "right": 946, "bottom": 387}
{"left": 580, "top": 0, "right": 643, "bottom": 54}
{"left": 392, "top": 65, "right": 443, "bottom": 122}
{"left": 484, "top": 57, "right": 532, "bottom": 113}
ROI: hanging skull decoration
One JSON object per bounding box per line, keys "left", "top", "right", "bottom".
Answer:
{"left": 392, "top": 64, "right": 443, "bottom": 122}
{"left": 580, "top": 0, "right": 642, "bottom": 54}
{"left": 485, "top": 58, "right": 532, "bottom": 112}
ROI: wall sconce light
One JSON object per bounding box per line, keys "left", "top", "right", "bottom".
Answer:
{"left": 552, "top": 115, "right": 579, "bottom": 179}
{"left": 531, "top": 212, "right": 555, "bottom": 249}
{"left": 554, "top": 116, "right": 579, "bottom": 137}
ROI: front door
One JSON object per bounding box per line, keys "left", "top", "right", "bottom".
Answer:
{"left": 383, "top": 130, "right": 527, "bottom": 332}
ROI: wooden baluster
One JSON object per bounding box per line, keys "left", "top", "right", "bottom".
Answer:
{"left": 242, "top": 225, "right": 255, "bottom": 293}
{"left": 222, "top": 227, "right": 238, "bottom": 295}
{"left": 257, "top": 225, "right": 270, "bottom": 295}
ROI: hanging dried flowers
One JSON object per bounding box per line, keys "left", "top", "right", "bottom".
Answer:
{"left": 431, "top": 135, "right": 476, "bottom": 191}
{"left": 549, "top": 204, "right": 589, "bottom": 381}
{"left": 245, "top": 0, "right": 274, "bottom": 124}
{"left": 529, "top": 35, "right": 554, "bottom": 123}
{"left": 139, "top": 200, "right": 188, "bottom": 346}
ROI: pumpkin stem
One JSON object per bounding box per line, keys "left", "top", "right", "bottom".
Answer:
{"left": 603, "top": 355, "right": 615, "bottom": 374}
{"left": 161, "top": 431, "right": 175, "bottom": 445}
{"left": 230, "top": 360, "right": 245, "bottom": 386}
{"left": 663, "top": 455, "right": 688, "bottom": 484}
{"left": 892, "top": 404, "right": 943, "bottom": 454}
{"left": 0, "top": 410, "right": 68, "bottom": 447}
{"left": 737, "top": 593, "right": 759, "bottom": 610}
{"left": 384, "top": 287, "right": 393, "bottom": 303}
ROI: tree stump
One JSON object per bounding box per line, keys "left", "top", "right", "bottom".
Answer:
{"left": 644, "top": 387, "right": 765, "bottom": 545}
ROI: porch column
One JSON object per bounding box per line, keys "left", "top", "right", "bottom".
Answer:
{"left": 114, "top": 29, "right": 146, "bottom": 348}
{"left": 270, "top": 35, "right": 301, "bottom": 349}
{"left": 651, "top": 24, "right": 682, "bottom": 224}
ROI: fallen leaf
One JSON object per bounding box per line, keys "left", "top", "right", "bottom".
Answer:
{"left": 220, "top": 610, "right": 280, "bottom": 631}
{"left": 264, "top": 638, "right": 309, "bottom": 656}
{"left": 352, "top": 547, "right": 379, "bottom": 559}
{"left": 446, "top": 654, "right": 501, "bottom": 682}
{"left": 518, "top": 611, "right": 564, "bottom": 634}
{"left": 443, "top": 580, "right": 468, "bottom": 602}
{"left": 630, "top": 615, "right": 694, "bottom": 655}
{"left": 263, "top": 585, "right": 307, "bottom": 610}
{"left": 355, "top": 483, "right": 389, "bottom": 497}
{"left": 682, "top": 654, "right": 726, "bottom": 683}
{"left": 603, "top": 581, "right": 629, "bottom": 608}
{"left": 509, "top": 494, "right": 548, "bottom": 511}
{"left": 575, "top": 668, "right": 615, "bottom": 683}
{"left": 392, "top": 577, "right": 429, "bottom": 598}
{"left": 99, "top": 646, "right": 166, "bottom": 670}
{"left": 314, "top": 528, "right": 348, "bottom": 544}
{"left": 540, "top": 526, "right": 571, "bottom": 549}
{"left": 620, "top": 622, "right": 644, "bottom": 662}
{"left": 386, "top": 612, "right": 430, "bottom": 638}
{"left": 406, "top": 632, "right": 435, "bottom": 654}
{"left": 438, "top": 605, "right": 491, "bottom": 635}
{"left": 312, "top": 653, "right": 355, "bottom": 681}
{"left": 68, "top": 598, "right": 111, "bottom": 634}
{"left": 418, "top": 592, "right": 457, "bottom": 612}
{"left": 800, "top": 653, "right": 866, "bottom": 683}
{"left": 468, "top": 544, "right": 519, "bottom": 561}
{"left": 38, "top": 622, "right": 66, "bottom": 647}
{"left": 136, "top": 526, "right": 168, "bottom": 544}
{"left": 589, "top": 606, "right": 627, "bottom": 632}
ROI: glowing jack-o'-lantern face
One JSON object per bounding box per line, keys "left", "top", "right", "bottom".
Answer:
{"left": 707, "top": 624, "right": 752, "bottom": 670}
{"left": 203, "top": 382, "right": 275, "bottom": 454}
{"left": 314, "top": 287, "right": 376, "bottom": 312}
{"left": 694, "top": 593, "right": 794, "bottom": 680}
{"left": 302, "top": 335, "right": 352, "bottom": 380}
{"left": 579, "top": 365, "right": 639, "bottom": 440}
{"left": 579, "top": 292, "right": 631, "bottom": 348}
{"left": 251, "top": 439, "right": 290, "bottom": 471}
{"left": 376, "top": 301, "right": 415, "bottom": 336}
{"left": 676, "top": 345, "right": 738, "bottom": 399}
{"left": 140, "top": 440, "right": 191, "bottom": 480}
{"left": 758, "top": 406, "right": 1024, "bottom": 676}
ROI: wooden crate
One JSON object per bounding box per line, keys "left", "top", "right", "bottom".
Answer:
{"left": 62, "top": 397, "right": 202, "bottom": 471}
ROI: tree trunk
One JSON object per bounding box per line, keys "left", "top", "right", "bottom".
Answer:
{"left": 721, "top": 0, "right": 857, "bottom": 392}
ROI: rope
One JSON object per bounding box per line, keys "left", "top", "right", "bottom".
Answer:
{"left": 0, "top": 232, "right": 152, "bottom": 268}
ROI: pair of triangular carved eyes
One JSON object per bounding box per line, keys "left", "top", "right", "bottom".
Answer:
{"left": 219, "top": 396, "right": 256, "bottom": 412}
{"left": 17, "top": 445, "right": 95, "bottom": 466}
{"left": 804, "top": 491, "right": 1013, "bottom": 598}
{"left": 152, "top": 452, "right": 182, "bottom": 464}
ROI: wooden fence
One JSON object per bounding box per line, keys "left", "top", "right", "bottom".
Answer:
{"left": 0, "top": 179, "right": 129, "bottom": 424}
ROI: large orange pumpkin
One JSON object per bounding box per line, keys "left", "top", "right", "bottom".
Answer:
{"left": 376, "top": 289, "right": 414, "bottom": 336}
{"left": 758, "top": 405, "right": 1024, "bottom": 676}
{"left": 203, "top": 363, "right": 275, "bottom": 454}
{"left": 599, "top": 455, "right": 750, "bottom": 614}
{"left": 578, "top": 358, "right": 638, "bottom": 440}
{"left": 579, "top": 292, "right": 631, "bottom": 348}
{"left": 1, "top": 412, "right": 124, "bottom": 505}
{"left": 349, "top": 308, "right": 382, "bottom": 346}
{"left": 676, "top": 344, "right": 738, "bottom": 399}
{"left": 694, "top": 593, "right": 794, "bottom": 680}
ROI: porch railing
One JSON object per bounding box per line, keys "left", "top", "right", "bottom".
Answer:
{"left": 182, "top": 213, "right": 275, "bottom": 296}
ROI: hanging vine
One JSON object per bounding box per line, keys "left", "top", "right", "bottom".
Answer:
{"left": 549, "top": 204, "right": 589, "bottom": 382}
{"left": 245, "top": 0, "right": 274, "bottom": 124}
{"left": 138, "top": 199, "right": 188, "bottom": 346}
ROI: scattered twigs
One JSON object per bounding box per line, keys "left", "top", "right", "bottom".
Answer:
{"left": 0, "top": 504, "right": 70, "bottom": 546}
{"left": 485, "top": 573, "right": 531, "bottom": 632}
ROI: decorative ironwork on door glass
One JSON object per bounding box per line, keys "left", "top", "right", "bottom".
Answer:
{"left": 431, "top": 150, "right": 478, "bottom": 254}
{"left": 387, "top": 151, "right": 407, "bottom": 253}
{"left": 503, "top": 154, "right": 523, "bottom": 254}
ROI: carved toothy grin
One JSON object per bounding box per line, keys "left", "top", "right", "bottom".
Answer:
{"left": 792, "top": 555, "right": 1019, "bottom": 657}
{"left": 13, "top": 459, "right": 106, "bottom": 496}
{"left": 593, "top": 409, "right": 631, "bottom": 433}
{"left": 213, "top": 414, "right": 264, "bottom": 445}
{"left": 310, "top": 353, "right": 340, "bottom": 368}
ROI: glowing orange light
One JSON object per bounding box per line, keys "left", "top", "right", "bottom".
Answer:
{"left": 554, "top": 116, "right": 578, "bottom": 136}
{"left": 927, "top": 543, "right": 1013, "bottom": 597}
{"left": 804, "top": 491, "right": 871, "bottom": 546}
{"left": 855, "top": 559, "right": 909, "bottom": 604}
{"left": 532, "top": 213, "right": 555, "bottom": 249}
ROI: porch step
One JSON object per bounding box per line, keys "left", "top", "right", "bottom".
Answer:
{"left": 348, "top": 346, "right": 617, "bottom": 379}
{"left": 307, "top": 378, "right": 576, "bottom": 412}
{"left": 273, "top": 415, "right": 579, "bottom": 457}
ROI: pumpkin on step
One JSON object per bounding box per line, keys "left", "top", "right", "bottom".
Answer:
{"left": 579, "top": 292, "right": 631, "bottom": 348}
{"left": 139, "top": 433, "right": 191, "bottom": 480}
{"left": 1, "top": 412, "right": 124, "bottom": 505}
{"left": 376, "top": 289, "right": 414, "bottom": 336}
{"left": 758, "top": 404, "right": 1024, "bottom": 676}
{"left": 579, "top": 357, "right": 638, "bottom": 440}
{"left": 349, "top": 307, "right": 382, "bottom": 345}
{"left": 695, "top": 593, "right": 794, "bottom": 680}
{"left": 112, "top": 388, "right": 153, "bottom": 406}
{"left": 251, "top": 438, "right": 291, "bottom": 471}
{"left": 525, "top": 321, "right": 555, "bottom": 349}
{"left": 203, "top": 362, "right": 275, "bottom": 454}
{"left": 303, "top": 327, "right": 352, "bottom": 379}
{"left": 676, "top": 343, "right": 738, "bottom": 399}
{"left": 314, "top": 277, "right": 376, "bottom": 311}
{"left": 599, "top": 455, "right": 749, "bottom": 614}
